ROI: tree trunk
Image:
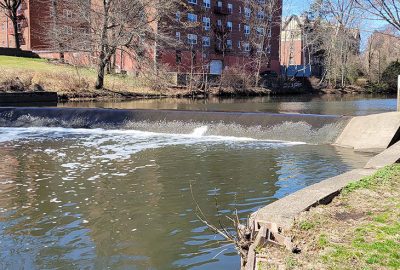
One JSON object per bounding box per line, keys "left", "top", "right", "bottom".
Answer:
{"left": 95, "top": 54, "right": 106, "bottom": 89}
{"left": 11, "top": 11, "right": 20, "bottom": 49}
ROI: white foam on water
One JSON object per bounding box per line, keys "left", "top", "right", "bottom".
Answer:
{"left": 0, "top": 126, "right": 305, "bottom": 160}
{"left": 191, "top": 126, "right": 208, "bottom": 137}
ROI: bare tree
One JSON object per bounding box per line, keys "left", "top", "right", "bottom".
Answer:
{"left": 245, "top": 0, "right": 280, "bottom": 87}
{"left": 308, "top": 0, "right": 361, "bottom": 88}
{"left": 48, "top": 0, "right": 181, "bottom": 90}
{"left": 0, "top": 0, "right": 22, "bottom": 49}
{"left": 363, "top": 26, "right": 400, "bottom": 83}
{"left": 356, "top": 0, "right": 400, "bottom": 32}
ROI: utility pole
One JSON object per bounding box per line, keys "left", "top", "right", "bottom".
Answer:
{"left": 397, "top": 75, "right": 400, "bottom": 112}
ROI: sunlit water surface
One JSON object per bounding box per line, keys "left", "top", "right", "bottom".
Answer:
{"left": 0, "top": 126, "right": 372, "bottom": 269}
{"left": 59, "top": 94, "right": 397, "bottom": 116}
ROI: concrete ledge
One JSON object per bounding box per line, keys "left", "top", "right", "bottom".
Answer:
{"left": 365, "top": 141, "right": 400, "bottom": 169}
{"left": 335, "top": 112, "right": 400, "bottom": 152}
{"left": 251, "top": 168, "right": 377, "bottom": 232}
{"left": 0, "top": 92, "right": 58, "bottom": 103}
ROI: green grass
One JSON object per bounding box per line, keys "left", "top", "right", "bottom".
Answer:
{"left": 343, "top": 164, "right": 400, "bottom": 194}
{"left": 0, "top": 55, "right": 154, "bottom": 95}
{"left": 299, "top": 220, "right": 316, "bottom": 231}
{"left": 319, "top": 165, "right": 400, "bottom": 269}
{"left": 0, "top": 55, "right": 98, "bottom": 76}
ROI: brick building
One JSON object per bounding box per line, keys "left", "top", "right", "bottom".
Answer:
{"left": 1, "top": 0, "right": 282, "bottom": 75}
{"left": 0, "top": 0, "right": 52, "bottom": 50}
{"left": 280, "top": 15, "right": 314, "bottom": 77}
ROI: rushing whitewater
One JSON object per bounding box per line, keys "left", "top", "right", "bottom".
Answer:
{"left": 0, "top": 107, "right": 351, "bottom": 144}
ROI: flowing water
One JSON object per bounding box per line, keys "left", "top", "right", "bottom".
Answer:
{"left": 0, "top": 118, "right": 373, "bottom": 269}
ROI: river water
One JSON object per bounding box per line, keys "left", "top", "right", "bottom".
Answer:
{"left": 59, "top": 94, "right": 397, "bottom": 116}
{"left": 0, "top": 95, "right": 390, "bottom": 269}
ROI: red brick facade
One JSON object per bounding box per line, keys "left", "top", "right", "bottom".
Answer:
{"left": 1, "top": 0, "right": 282, "bottom": 75}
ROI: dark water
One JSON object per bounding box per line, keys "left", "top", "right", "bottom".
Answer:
{"left": 0, "top": 126, "right": 372, "bottom": 269}
{"left": 58, "top": 94, "right": 397, "bottom": 116}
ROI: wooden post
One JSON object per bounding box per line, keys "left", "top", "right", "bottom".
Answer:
{"left": 398, "top": 75, "right": 400, "bottom": 112}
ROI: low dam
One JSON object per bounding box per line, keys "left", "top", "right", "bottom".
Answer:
{"left": 0, "top": 107, "right": 397, "bottom": 270}
{"left": 0, "top": 107, "right": 351, "bottom": 144}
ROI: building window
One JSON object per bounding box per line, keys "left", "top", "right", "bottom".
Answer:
{"left": 176, "top": 50, "right": 182, "bottom": 64}
{"left": 243, "top": 42, "right": 250, "bottom": 52}
{"left": 238, "top": 41, "right": 241, "bottom": 48}
{"left": 188, "top": 13, "right": 197, "bottom": 22}
{"left": 268, "top": 27, "right": 272, "bottom": 37}
{"left": 203, "top": 17, "right": 210, "bottom": 31}
{"left": 256, "top": 27, "right": 265, "bottom": 36}
{"left": 244, "top": 25, "right": 250, "bottom": 35}
{"left": 244, "top": 7, "right": 251, "bottom": 18}
{"left": 217, "top": 19, "right": 222, "bottom": 26}
{"left": 63, "top": 9, "right": 73, "bottom": 18}
{"left": 257, "top": 11, "right": 265, "bottom": 19}
{"left": 202, "top": 36, "right": 210, "bottom": 47}
{"left": 187, "top": 34, "right": 197, "bottom": 45}
{"left": 228, "top": 3, "right": 233, "bottom": 13}
{"left": 227, "top": 21, "right": 232, "bottom": 31}
{"left": 226, "top": 39, "right": 232, "bottom": 49}
{"left": 188, "top": 0, "right": 197, "bottom": 4}
{"left": 176, "top": 11, "right": 181, "bottom": 22}
{"left": 192, "top": 50, "right": 197, "bottom": 64}
{"left": 176, "top": 32, "right": 181, "bottom": 41}
{"left": 203, "top": 0, "right": 210, "bottom": 8}
{"left": 266, "top": 45, "right": 271, "bottom": 54}
{"left": 217, "top": 1, "right": 222, "bottom": 7}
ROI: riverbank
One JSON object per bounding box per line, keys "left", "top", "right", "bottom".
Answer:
{"left": 0, "top": 55, "right": 275, "bottom": 100}
{"left": 258, "top": 164, "right": 400, "bottom": 270}
{"left": 0, "top": 55, "right": 380, "bottom": 102}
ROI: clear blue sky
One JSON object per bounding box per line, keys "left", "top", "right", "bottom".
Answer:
{"left": 282, "top": 0, "right": 311, "bottom": 17}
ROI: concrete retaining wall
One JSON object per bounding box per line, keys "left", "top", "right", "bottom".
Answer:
{"left": 0, "top": 47, "right": 39, "bottom": 58}
{"left": 335, "top": 112, "right": 400, "bottom": 152}
{"left": 0, "top": 92, "right": 58, "bottom": 103}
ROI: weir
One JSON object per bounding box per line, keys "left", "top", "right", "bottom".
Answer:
{"left": 0, "top": 107, "right": 351, "bottom": 144}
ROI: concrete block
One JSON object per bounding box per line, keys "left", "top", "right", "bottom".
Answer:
{"left": 335, "top": 112, "right": 400, "bottom": 152}
{"left": 251, "top": 168, "right": 377, "bottom": 232}
{"left": 365, "top": 141, "right": 400, "bottom": 169}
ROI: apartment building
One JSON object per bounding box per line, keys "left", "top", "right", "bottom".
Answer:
{"left": 154, "top": 0, "right": 282, "bottom": 75}
{"left": 0, "top": 0, "right": 52, "bottom": 50}
{"left": 1, "top": 0, "right": 282, "bottom": 75}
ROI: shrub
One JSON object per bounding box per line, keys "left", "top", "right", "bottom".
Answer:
{"left": 381, "top": 61, "right": 400, "bottom": 92}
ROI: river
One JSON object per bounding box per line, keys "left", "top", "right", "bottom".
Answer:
{"left": 0, "top": 94, "right": 392, "bottom": 269}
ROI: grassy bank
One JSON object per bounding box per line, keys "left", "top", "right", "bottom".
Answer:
{"left": 0, "top": 56, "right": 306, "bottom": 101}
{"left": 259, "top": 164, "right": 400, "bottom": 270}
{"left": 0, "top": 56, "right": 177, "bottom": 100}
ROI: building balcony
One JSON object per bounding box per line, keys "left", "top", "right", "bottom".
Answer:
{"left": 215, "top": 46, "right": 232, "bottom": 54}
{"left": 214, "top": 6, "right": 230, "bottom": 15}
{"left": 214, "top": 25, "right": 232, "bottom": 34}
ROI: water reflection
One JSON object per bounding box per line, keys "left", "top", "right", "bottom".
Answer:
{"left": 58, "top": 94, "right": 396, "bottom": 116}
{"left": 0, "top": 129, "right": 372, "bottom": 269}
